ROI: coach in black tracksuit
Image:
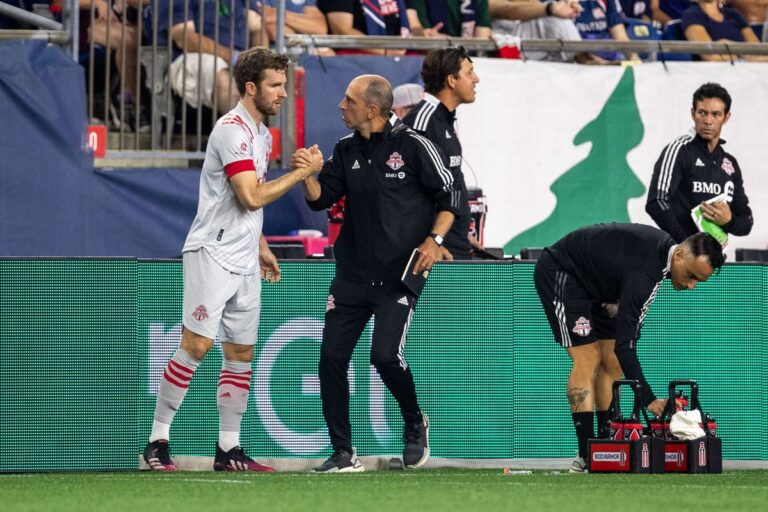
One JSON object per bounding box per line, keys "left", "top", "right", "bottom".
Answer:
{"left": 403, "top": 46, "right": 479, "bottom": 260}
{"left": 534, "top": 223, "right": 724, "bottom": 471}
{"left": 299, "top": 74, "right": 458, "bottom": 473}
{"left": 646, "top": 82, "right": 753, "bottom": 243}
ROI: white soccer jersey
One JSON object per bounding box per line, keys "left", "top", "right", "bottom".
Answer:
{"left": 183, "top": 102, "right": 271, "bottom": 275}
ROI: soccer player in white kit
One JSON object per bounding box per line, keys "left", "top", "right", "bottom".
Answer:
{"left": 143, "top": 47, "right": 324, "bottom": 472}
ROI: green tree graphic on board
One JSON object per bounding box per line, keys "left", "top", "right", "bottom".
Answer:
{"left": 505, "top": 67, "right": 646, "bottom": 256}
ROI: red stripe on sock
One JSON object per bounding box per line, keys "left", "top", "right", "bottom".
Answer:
{"left": 166, "top": 364, "right": 193, "bottom": 383}
{"left": 163, "top": 369, "right": 190, "bottom": 389}
{"left": 219, "top": 371, "right": 251, "bottom": 381}
{"left": 168, "top": 359, "right": 194, "bottom": 377}
{"left": 217, "top": 379, "right": 251, "bottom": 391}
{"left": 220, "top": 369, "right": 251, "bottom": 377}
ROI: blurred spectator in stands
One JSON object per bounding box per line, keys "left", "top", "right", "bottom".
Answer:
{"left": 490, "top": 0, "right": 612, "bottom": 64}
{"left": 620, "top": 0, "right": 652, "bottom": 20}
{"left": 573, "top": 0, "right": 640, "bottom": 61}
{"left": 318, "top": 0, "right": 411, "bottom": 54}
{"left": 682, "top": 0, "right": 768, "bottom": 61}
{"left": 765, "top": 8, "right": 768, "bottom": 41}
{"left": 650, "top": 0, "right": 692, "bottom": 24}
{"left": 392, "top": 82, "right": 423, "bottom": 119}
{"left": 245, "top": 2, "right": 270, "bottom": 48}
{"left": 158, "top": 0, "right": 248, "bottom": 114}
{"left": 407, "top": 0, "right": 492, "bottom": 38}
{"left": 729, "top": 0, "right": 767, "bottom": 23}
{"left": 70, "top": 1, "right": 149, "bottom": 130}
{"left": 260, "top": 0, "right": 328, "bottom": 41}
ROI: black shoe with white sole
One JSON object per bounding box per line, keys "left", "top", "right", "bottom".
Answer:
{"left": 312, "top": 448, "right": 364, "bottom": 473}
{"left": 402, "top": 413, "right": 430, "bottom": 469}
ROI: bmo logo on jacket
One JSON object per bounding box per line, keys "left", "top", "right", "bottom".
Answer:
{"left": 385, "top": 171, "right": 406, "bottom": 179}
{"left": 692, "top": 180, "right": 734, "bottom": 198}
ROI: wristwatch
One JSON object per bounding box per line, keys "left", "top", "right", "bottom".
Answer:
{"left": 429, "top": 232, "right": 444, "bottom": 246}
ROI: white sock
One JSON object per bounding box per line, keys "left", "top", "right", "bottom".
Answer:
{"left": 217, "top": 359, "right": 252, "bottom": 451}
{"left": 149, "top": 420, "right": 171, "bottom": 443}
{"left": 218, "top": 431, "right": 240, "bottom": 452}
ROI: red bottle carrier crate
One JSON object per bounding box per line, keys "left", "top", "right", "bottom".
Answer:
{"left": 588, "top": 379, "right": 721, "bottom": 474}
{"left": 658, "top": 381, "right": 722, "bottom": 474}
{"left": 588, "top": 380, "right": 664, "bottom": 473}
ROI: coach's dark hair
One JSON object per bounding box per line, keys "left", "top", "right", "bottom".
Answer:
{"left": 421, "top": 46, "right": 472, "bottom": 95}
{"left": 362, "top": 76, "right": 393, "bottom": 117}
{"left": 683, "top": 232, "right": 726, "bottom": 271}
{"left": 233, "top": 47, "right": 290, "bottom": 96}
{"left": 693, "top": 82, "right": 731, "bottom": 113}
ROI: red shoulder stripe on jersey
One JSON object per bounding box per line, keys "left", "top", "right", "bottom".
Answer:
{"left": 225, "top": 159, "right": 256, "bottom": 178}
{"left": 221, "top": 114, "right": 255, "bottom": 142}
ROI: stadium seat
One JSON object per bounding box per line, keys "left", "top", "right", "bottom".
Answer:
{"left": 624, "top": 18, "right": 662, "bottom": 60}
{"left": 660, "top": 19, "right": 692, "bottom": 61}
{"left": 735, "top": 249, "right": 768, "bottom": 262}
{"left": 625, "top": 18, "right": 662, "bottom": 40}
{"left": 519, "top": 247, "right": 544, "bottom": 260}
{"left": 269, "top": 244, "right": 306, "bottom": 260}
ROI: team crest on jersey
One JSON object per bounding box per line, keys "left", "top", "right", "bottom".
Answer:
{"left": 192, "top": 305, "right": 209, "bottom": 321}
{"left": 386, "top": 152, "right": 405, "bottom": 171}
{"left": 379, "top": 0, "right": 400, "bottom": 15}
{"left": 572, "top": 316, "right": 592, "bottom": 337}
{"left": 240, "top": 142, "right": 247, "bottom": 152}
{"left": 326, "top": 294, "right": 335, "bottom": 313}
{"left": 721, "top": 157, "right": 735, "bottom": 176}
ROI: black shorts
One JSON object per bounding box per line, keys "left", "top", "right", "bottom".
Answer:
{"left": 533, "top": 252, "right": 617, "bottom": 348}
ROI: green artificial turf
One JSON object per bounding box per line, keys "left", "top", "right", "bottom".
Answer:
{"left": 1, "top": 469, "right": 766, "bottom": 512}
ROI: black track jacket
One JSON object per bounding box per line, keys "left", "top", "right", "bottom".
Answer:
{"left": 646, "top": 132, "right": 753, "bottom": 243}
{"left": 307, "top": 122, "right": 460, "bottom": 282}
{"left": 403, "top": 94, "right": 472, "bottom": 258}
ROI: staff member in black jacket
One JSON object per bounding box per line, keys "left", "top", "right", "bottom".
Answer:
{"left": 296, "top": 74, "right": 458, "bottom": 473}
{"left": 533, "top": 223, "right": 724, "bottom": 473}
{"left": 646, "top": 82, "right": 753, "bottom": 243}
{"left": 403, "top": 46, "right": 479, "bottom": 260}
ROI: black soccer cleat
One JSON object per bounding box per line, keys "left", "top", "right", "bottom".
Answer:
{"left": 402, "top": 413, "right": 430, "bottom": 469}
{"left": 213, "top": 444, "right": 275, "bottom": 472}
{"left": 312, "top": 448, "right": 364, "bottom": 473}
{"left": 143, "top": 440, "right": 177, "bottom": 471}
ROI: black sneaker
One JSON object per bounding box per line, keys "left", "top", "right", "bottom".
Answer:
{"left": 402, "top": 413, "right": 430, "bottom": 469}
{"left": 143, "top": 440, "right": 177, "bottom": 471}
{"left": 213, "top": 444, "right": 275, "bottom": 472}
{"left": 312, "top": 448, "right": 364, "bottom": 473}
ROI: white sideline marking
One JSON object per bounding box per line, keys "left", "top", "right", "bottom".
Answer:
{"left": 179, "top": 478, "right": 252, "bottom": 485}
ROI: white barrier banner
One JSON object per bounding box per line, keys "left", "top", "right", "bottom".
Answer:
{"left": 458, "top": 60, "right": 768, "bottom": 258}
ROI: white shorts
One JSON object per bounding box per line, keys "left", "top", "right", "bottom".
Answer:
{"left": 169, "top": 53, "right": 229, "bottom": 109}
{"left": 182, "top": 248, "right": 261, "bottom": 345}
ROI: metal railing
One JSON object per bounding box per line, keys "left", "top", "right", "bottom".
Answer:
{"left": 0, "top": 0, "right": 76, "bottom": 56}
{"left": 284, "top": 33, "right": 768, "bottom": 57}
{"left": 3, "top": 3, "right": 768, "bottom": 166}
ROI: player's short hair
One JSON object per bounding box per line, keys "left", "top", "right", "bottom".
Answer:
{"left": 693, "top": 83, "right": 731, "bottom": 113}
{"left": 421, "top": 46, "right": 472, "bottom": 95}
{"left": 233, "top": 47, "right": 291, "bottom": 96}
{"left": 683, "top": 232, "right": 726, "bottom": 271}
{"left": 361, "top": 76, "right": 393, "bottom": 117}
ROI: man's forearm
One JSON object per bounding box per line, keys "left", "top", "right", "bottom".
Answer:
{"left": 302, "top": 175, "right": 322, "bottom": 202}
{"left": 285, "top": 9, "right": 328, "bottom": 35}
{"left": 430, "top": 211, "right": 455, "bottom": 238}
{"left": 173, "top": 27, "right": 235, "bottom": 61}
{"left": 489, "top": 0, "right": 548, "bottom": 22}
